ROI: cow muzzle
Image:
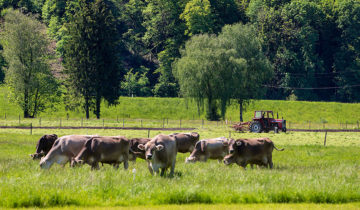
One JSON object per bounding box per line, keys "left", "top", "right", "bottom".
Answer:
{"left": 146, "top": 154, "right": 152, "bottom": 160}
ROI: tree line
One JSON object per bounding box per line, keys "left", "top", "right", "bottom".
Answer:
{"left": 0, "top": 0, "right": 359, "bottom": 120}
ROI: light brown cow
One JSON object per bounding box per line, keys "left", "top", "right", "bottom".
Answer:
{"left": 129, "top": 138, "right": 151, "bottom": 161}
{"left": 169, "top": 132, "right": 200, "bottom": 153}
{"left": 39, "top": 135, "right": 97, "bottom": 169}
{"left": 185, "top": 137, "right": 229, "bottom": 163}
{"left": 138, "top": 134, "right": 177, "bottom": 176}
{"left": 223, "top": 138, "right": 284, "bottom": 169}
{"left": 30, "top": 134, "right": 58, "bottom": 159}
{"left": 73, "top": 136, "right": 130, "bottom": 170}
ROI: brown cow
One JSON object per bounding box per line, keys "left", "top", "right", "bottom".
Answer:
{"left": 39, "top": 135, "right": 97, "bottom": 169}
{"left": 223, "top": 138, "right": 284, "bottom": 169}
{"left": 129, "top": 138, "right": 151, "bottom": 161}
{"left": 73, "top": 136, "right": 130, "bottom": 170}
{"left": 30, "top": 134, "right": 58, "bottom": 159}
{"left": 138, "top": 134, "right": 177, "bottom": 176}
{"left": 185, "top": 137, "right": 229, "bottom": 163}
{"left": 169, "top": 132, "right": 200, "bottom": 153}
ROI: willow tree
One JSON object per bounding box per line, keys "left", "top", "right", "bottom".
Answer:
{"left": 219, "top": 23, "right": 273, "bottom": 121}
{"left": 1, "top": 9, "right": 58, "bottom": 118}
{"left": 173, "top": 34, "right": 234, "bottom": 120}
{"left": 174, "top": 23, "right": 272, "bottom": 121}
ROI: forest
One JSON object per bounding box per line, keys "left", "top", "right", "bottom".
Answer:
{"left": 0, "top": 0, "right": 359, "bottom": 119}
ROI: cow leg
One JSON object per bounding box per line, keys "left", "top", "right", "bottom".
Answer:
{"left": 160, "top": 168, "right": 166, "bottom": 177}
{"left": 147, "top": 162, "right": 154, "bottom": 175}
{"left": 268, "top": 155, "right": 273, "bottom": 169}
{"left": 91, "top": 162, "right": 100, "bottom": 170}
{"left": 113, "top": 163, "right": 119, "bottom": 169}
{"left": 123, "top": 159, "right": 129, "bottom": 170}
{"left": 170, "top": 159, "right": 176, "bottom": 177}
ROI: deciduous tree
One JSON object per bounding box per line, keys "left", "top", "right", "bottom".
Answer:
{"left": 1, "top": 9, "right": 59, "bottom": 118}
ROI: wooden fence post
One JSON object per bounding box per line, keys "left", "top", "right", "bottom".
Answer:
{"left": 357, "top": 121, "right": 359, "bottom": 129}
{"left": 324, "top": 131, "right": 327, "bottom": 146}
{"left": 141, "top": 120, "right": 143, "bottom": 128}
{"left": 163, "top": 119, "right": 165, "bottom": 128}
{"left": 309, "top": 121, "right": 311, "bottom": 129}
{"left": 81, "top": 118, "right": 83, "bottom": 127}
{"left": 30, "top": 123, "right": 32, "bottom": 135}
{"left": 148, "top": 129, "right": 150, "bottom": 138}
{"left": 4, "top": 112, "right": 6, "bottom": 120}
{"left": 103, "top": 119, "right": 105, "bottom": 128}
{"left": 39, "top": 118, "right": 41, "bottom": 127}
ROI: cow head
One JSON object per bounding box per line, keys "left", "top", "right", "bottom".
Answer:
{"left": 223, "top": 139, "right": 245, "bottom": 165}
{"left": 138, "top": 142, "right": 164, "bottom": 160}
{"left": 32, "top": 134, "right": 58, "bottom": 160}
{"left": 185, "top": 140, "right": 206, "bottom": 163}
{"left": 39, "top": 156, "right": 52, "bottom": 169}
{"left": 190, "top": 132, "right": 200, "bottom": 141}
{"left": 223, "top": 154, "right": 236, "bottom": 165}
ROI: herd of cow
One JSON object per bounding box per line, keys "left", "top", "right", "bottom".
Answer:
{"left": 30, "top": 132, "right": 284, "bottom": 176}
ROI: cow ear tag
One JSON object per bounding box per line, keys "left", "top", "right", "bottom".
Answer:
{"left": 236, "top": 141, "right": 242, "bottom": 146}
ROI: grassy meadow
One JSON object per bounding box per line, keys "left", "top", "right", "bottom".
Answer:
{"left": 1, "top": 85, "right": 360, "bottom": 127}
{"left": 0, "top": 126, "right": 359, "bottom": 208}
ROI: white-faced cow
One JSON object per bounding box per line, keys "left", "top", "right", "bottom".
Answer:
{"left": 185, "top": 137, "right": 230, "bottom": 163}
{"left": 138, "top": 134, "right": 177, "bottom": 177}
{"left": 30, "top": 134, "right": 58, "bottom": 160}
{"left": 169, "top": 132, "right": 200, "bottom": 153}
{"left": 223, "top": 138, "right": 284, "bottom": 169}
{"left": 39, "top": 135, "right": 98, "bottom": 169}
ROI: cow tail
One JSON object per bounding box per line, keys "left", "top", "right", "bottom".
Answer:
{"left": 273, "top": 144, "right": 284, "bottom": 151}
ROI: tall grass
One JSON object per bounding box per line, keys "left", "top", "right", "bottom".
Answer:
{"left": 0, "top": 85, "right": 359, "bottom": 124}
{"left": 0, "top": 128, "right": 359, "bottom": 208}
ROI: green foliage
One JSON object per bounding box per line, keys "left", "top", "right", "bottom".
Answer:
{"left": 180, "top": 0, "right": 215, "bottom": 36}
{"left": 1, "top": 9, "right": 59, "bottom": 118}
{"left": 333, "top": 0, "right": 360, "bottom": 102}
{"left": 121, "top": 67, "right": 151, "bottom": 97}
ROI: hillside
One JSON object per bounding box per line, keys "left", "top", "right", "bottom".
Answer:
{"left": 0, "top": 86, "right": 359, "bottom": 124}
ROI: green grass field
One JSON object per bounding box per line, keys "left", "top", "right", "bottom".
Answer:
{"left": 1, "top": 85, "right": 360, "bottom": 126}
{"left": 0, "top": 126, "right": 359, "bottom": 208}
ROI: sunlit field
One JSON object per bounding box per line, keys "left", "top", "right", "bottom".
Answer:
{"left": 0, "top": 126, "right": 359, "bottom": 208}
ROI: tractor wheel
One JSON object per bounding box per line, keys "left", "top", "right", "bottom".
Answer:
{"left": 250, "top": 121, "right": 262, "bottom": 133}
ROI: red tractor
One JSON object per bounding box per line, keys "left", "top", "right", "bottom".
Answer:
{"left": 249, "top": 111, "right": 286, "bottom": 133}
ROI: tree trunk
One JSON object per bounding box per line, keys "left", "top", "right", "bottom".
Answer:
{"left": 95, "top": 95, "right": 101, "bottom": 119}
{"left": 85, "top": 97, "right": 90, "bottom": 119}
{"left": 24, "top": 89, "right": 29, "bottom": 118}
{"left": 239, "top": 100, "right": 243, "bottom": 122}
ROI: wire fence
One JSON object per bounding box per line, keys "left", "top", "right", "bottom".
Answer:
{"left": 0, "top": 114, "right": 359, "bottom": 131}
